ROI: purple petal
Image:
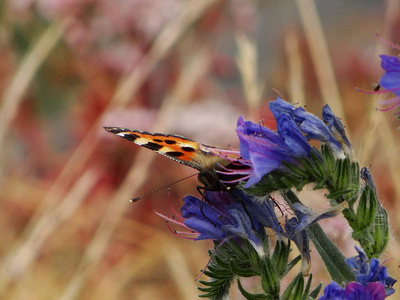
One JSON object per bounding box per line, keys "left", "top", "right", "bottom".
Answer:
{"left": 379, "top": 55, "right": 400, "bottom": 96}
{"left": 276, "top": 114, "right": 311, "bottom": 157}
{"left": 319, "top": 281, "right": 345, "bottom": 300}
{"left": 345, "top": 282, "right": 385, "bottom": 300}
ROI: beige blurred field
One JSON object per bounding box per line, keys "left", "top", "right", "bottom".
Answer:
{"left": 0, "top": 1, "right": 399, "bottom": 299}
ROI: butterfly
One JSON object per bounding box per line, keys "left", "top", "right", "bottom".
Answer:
{"left": 103, "top": 126, "right": 245, "bottom": 192}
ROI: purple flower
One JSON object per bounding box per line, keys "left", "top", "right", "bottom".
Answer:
{"left": 319, "top": 247, "right": 396, "bottom": 299}
{"left": 356, "top": 259, "right": 397, "bottom": 296}
{"left": 364, "top": 55, "right": 400, "bottom": 112}
{"left": 320, "top": 281, "right": 345, "bottom": 299}
{"left": 379, "top": 55, "right": 400, "bottom": 96}
{"left": 320, "top": 281, "right": 386, "bottom": 300}
{"left": 161, "top": 186, "right": 346, "bottom": 269}
{"left": 223, "top": 203, "right": 265, "bottom": 256}
{"left": 345, "top": 282, "right": 386, "bottom": 300}
{"left": 181, "top": 194, "right": 231, "bottom": 241}
{"left": 180, "top": 190, "right": 284, "bottom": 256}
{"left": 240, "top": 194, "right": 283, "bottom": 235}
{"left": 236, "top": 115, "right": 300, "bottom": 187}
{"left": 377, "top": 55, "right": 400, "bottom": 111}
{"left": 346, "top": 246, "right": 369, "bottom": 275}
{"left": 270, "top": 98, "right": 350, "bottom": 158}
{"left": 232, "top": 97, "right": 352, "bottom": 187}
{"left": 322, "top": 105, "right": 353, "bottom": 156}
{"left": 346, "top": 247, "right": 396, "bottom": 296}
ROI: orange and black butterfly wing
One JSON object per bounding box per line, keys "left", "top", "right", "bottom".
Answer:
{"left": 103, "top": 127, "right": 210, "bottom": 170}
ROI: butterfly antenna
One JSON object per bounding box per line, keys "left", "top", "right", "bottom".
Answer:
{"left": 130, "top": 173, "right": 199, "bottom": 202}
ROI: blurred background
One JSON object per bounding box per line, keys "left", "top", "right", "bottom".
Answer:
{"left": 1, "top": 0, "right": 399, "bottom": 299}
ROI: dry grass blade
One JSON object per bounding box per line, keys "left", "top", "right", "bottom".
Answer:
{"left": 111, "top": 0, "right": 220, "bottom": 108}
{"left": 295, "top": 0, "right": 346, "bottom": 125}
{"left": 165, "top": 245, "right": 199, "bottom": 299}
{"left": 0, "top": 169, "right": 98, "bottom": 294}
{"left": 285, "top": 31, "right": 305, "bottom": 104}
{"left": 235, "top": 35, "right": 265, "bottom": 119}
{"left": 0, "top": 17, "right": 70, "bottom": 156}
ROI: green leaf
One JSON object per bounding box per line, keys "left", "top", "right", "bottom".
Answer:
{"left": 230, "top": 260, "right": 257, "bottom": 277}
{"left": 306, "top": 223, "right": 356, "bottom": 283}
{"left": 198, "top": 280, "right": 223, "bottom": 287}
{"left": 283, "top": 255, "right": 302, "bottom": 277}
{"left": 272, "top": 240, "right": 290, "bottom": 276}
{"left": 214, "top": 254, "right": 230, "bottom": 270}
{"left": 237, "top": 279, "right": 268, "bottom": 300}
{"left": 198, "top": 276, "right": 234, "bottom": 300}
{"left": 281, "top": 273, "right": 303, "bottom": 300}
{"left": 355, "top": 185, "right": 377, "bottom": 230}
{"left": 326, "top": 189, "right": 357, "bottom": 200}
{"left": 321, "top": 145, "right": 335, "bottom": 174}
{"left": 292, "top": 274, "right": 304, "bottom": 299}
{"left": 309, "top": 283, "right": 323, "bottom": 299}
{"left": 370, "top": 207, "right": 389, "bottom": 258}
{"left": 302, "top": 274, "right": 313, "bottom": 300}
{"left": 207, "top": 265, "right": 230, "bottom": 277}
{"left": 281, "top": 275, "right": 297, "bottom": 299}
{"left": 309, "top": 150, "right": 326, "bottom": 179}
{"left": 260, "top": 257, "right": 280, "bottom": 297}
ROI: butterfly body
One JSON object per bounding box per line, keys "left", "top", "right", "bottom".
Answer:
{"left": 104, "top": 127, "right": 230, "bottom": 191}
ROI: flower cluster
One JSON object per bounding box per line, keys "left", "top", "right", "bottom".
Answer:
{"left": 156, "top": 98, "right": 395, "bottom": 299}
{"left": 320, "top": 247, "right": 396, "bottom": 299}
{"left": 177, "top": 189, "right": 346, "bottom": 268}
{"left": 228, "top": 97, "right": 353, "bottom": 187}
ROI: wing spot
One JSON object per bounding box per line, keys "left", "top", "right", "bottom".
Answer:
{"left": 153, "top": 138, "right": 163, "bottom": 143}
{"left": 181, "top": 146, "right": 196, "bottom": 152}
{"left": 143, "top": 142, "right": 163, "bottom": 151}
{"left": 165, "top": 151, "right": 184, "bottom": 157}
{"left": 164, "top": 139, "right": 177, "bottom": 145}
{"left": 117, "top": 133, "right": 139, "bottom": 142}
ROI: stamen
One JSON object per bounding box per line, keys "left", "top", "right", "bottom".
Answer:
{"left": 356, "top": 86, "right": 400, "bottom": 95}
{"left": 166, "top": 189, "right": 185, "bottom": 221}
{"left": 155, "top": 210, "right": 200, "bottom": 240}
{"left": 154, "top": 211, "right": 184, "bottom": 225}
{"left": 375, "top": 100, "right": 400, "bottom": 112}
{"left": 216, "top": 169, "right": 253, "bottom": 175}
{"left": 202, "top": 146, "right": 241, "bottom": 155}
{"left": 174, "top": 230, "right": 199, "bottom": 236}
{"left": 376, "top": 95, "right": 400, "bottom": 105}
{"left": 376, "top": 32, "right": 400, "bottom": 50}
{"left": 218, "top": 175, "right": 252, "bottom": 184}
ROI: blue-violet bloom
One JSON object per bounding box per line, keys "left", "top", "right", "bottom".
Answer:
{"left": 379, "top": 55, "right": 400, "bottom": 96}
{"left": 319, "top": 247, "right": 396, "bottom": 299}
{"left": 372, "top": 55, "right": 400, "bottom": 112}
{"left": 320, "top": 281, "right": 386, "bottom": 300}
{"left": 346, "top": 247, "right": 396, "bottom": 296}
{"left": 230, "top": 97, "right": 352, "bottom": 187}
{"left": 180, "top": 190, "right": 284, "bottom": 257}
